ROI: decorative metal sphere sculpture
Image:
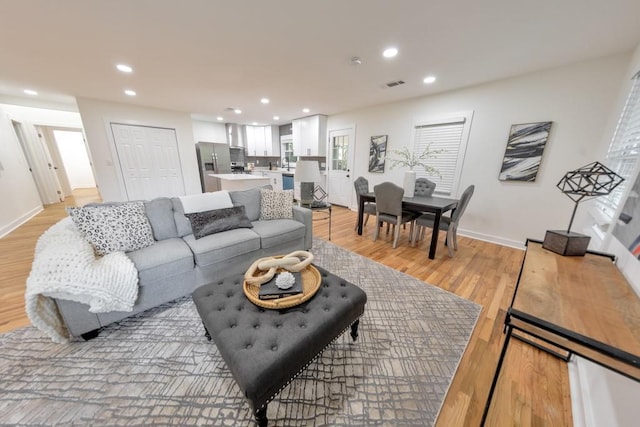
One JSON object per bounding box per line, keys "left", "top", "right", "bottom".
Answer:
{"left": 556, "top": 161, "right": 624, "bottom": 233}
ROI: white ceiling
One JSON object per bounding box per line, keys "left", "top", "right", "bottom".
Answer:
{"left": 1, "top": 0, "right": 639, "bottom": 125}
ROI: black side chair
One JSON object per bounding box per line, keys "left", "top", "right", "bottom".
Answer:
{"left": 413, "top": 185, "right": 475, "bottom": 257}
{"left": 354, "top": 176, "right": 376, "bottom": 230}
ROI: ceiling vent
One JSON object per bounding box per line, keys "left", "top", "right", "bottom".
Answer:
{"left": 386, "top": 80, "right": 405, "bottom": 88}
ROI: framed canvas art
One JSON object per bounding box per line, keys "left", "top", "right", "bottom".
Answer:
{"left": 369, "top": 135, "right": 387, "bottom": 173}
{"left": 499, "top": 121, "right": 552, "bottom": 181}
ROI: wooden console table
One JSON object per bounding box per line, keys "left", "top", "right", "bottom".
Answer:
{"left": 481, "top": 239, "right": 640, "bottom": 425}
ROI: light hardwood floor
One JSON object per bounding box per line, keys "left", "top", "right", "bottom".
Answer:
{"left": 0, "top": 189, "right": 572, "bottom": 426}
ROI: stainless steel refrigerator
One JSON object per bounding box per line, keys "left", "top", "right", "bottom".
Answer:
{"left": 196, "top": 142, "right": 232, "bottom": 192}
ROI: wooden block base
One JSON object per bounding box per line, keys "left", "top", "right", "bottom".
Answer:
{"left": 542, "top": 230, "right": 590, "bottom": 256}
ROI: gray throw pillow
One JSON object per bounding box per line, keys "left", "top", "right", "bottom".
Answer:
{"left": 67, "top": 202, "right": 155, "bottom": 256}
{"left": 185, "top": 206, "right": 253, "bottom": 239}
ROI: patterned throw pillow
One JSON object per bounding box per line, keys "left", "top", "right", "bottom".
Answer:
{"left": 67, "top": 202, "right": 155, "bottom": 256}
{"left": 259, "top": 189, "right": 294, "bottom": 220}
{"left": 185, "top": 206, "right": 253, "bottom": 239}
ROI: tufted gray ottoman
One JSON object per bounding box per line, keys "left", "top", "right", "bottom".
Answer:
{"left": 192, "top": 265, "right": 367, "bottom": 426}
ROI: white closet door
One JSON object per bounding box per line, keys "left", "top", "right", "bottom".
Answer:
{"left": 110, "top": 123, "right": 185, "bottom": 200}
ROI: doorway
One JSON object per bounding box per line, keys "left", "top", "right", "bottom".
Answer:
{"left": 327, "top": 127, "right": 355, "bottom": 207}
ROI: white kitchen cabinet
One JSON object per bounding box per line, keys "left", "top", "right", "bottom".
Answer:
{"left": 245, "top": 126, "right": 281, "bottom": 156}
{"left": 259, "top": 171, "right": 283, "bottom": 190}
{"left": 292, "top": 115, "right": 327, "bottom": 156}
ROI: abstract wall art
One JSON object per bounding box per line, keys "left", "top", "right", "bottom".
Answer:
{"left": 499, "top": 121, "right": 552, "bottom": 181}
{"left": 369, "top": 135, "right": 387, "bottom": 173}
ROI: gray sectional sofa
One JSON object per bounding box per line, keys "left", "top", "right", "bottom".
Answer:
{"left": 54, "top": 186, "right": 312, "bottom": 339}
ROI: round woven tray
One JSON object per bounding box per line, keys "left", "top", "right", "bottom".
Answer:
{"left": 243, "top": 264, "right": 322, "bottom": 309}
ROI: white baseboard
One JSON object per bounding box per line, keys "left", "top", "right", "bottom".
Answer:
{"left": 569, "top": 358, "right": 587, "bottom": 427}
{"left": 457, "top": 228, "right": 525, "bottom": 250}
{"left": 0, "top": 205, "right": 43, "bottom": 238}
{"left": 570, "top": 356, "right": 640, "bottom": 427}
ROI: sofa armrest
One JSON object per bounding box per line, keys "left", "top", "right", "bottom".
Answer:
{"left": 292, "top": 205, "right": 312, "bottom": 250}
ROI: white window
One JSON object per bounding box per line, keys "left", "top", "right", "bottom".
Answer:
{"left": 600, "top": 72, "right": 640, "bottom": 218}
{"left": 411, "top": 111, "right": 473, "bottom": 195}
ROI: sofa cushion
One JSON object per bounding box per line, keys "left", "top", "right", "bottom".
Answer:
{"left": 67, "top": 202, "right": 155, "bottom": 256}
{"left": 259, "top": 189, "right": 293, "bottom": 220}
{"left": 186, "top": 206, "right": 253, "bottom": 239}
{"left": 143, "top": 197, "right": 178, "bottom": 240}
{"left": 126, "top": 238, "right": 194, "bottom": 285}
{"left": 250, "top": 219, "right": 305, "bottom": 249}
{"left": 179, "top": 191, "right": 233, "bottom": 214}
{"left": 229, "top": 186, "right": 271, "bottom": 221}
{"left": 183, "top": 228, "right": 260, "bottom": 267}
{"left": 171, "top": 198, "right": 193, "bottom": 237}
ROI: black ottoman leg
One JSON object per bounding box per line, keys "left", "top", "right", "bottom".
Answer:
{"left": 81, "top": 329, "right": 100, "bottom": 341}
{"left": 350, "top": 319, "right": 360, "bottom": 341}
{"left": 254, "top": 406, "right": 268, "bottom": 426}
{"left": 202, "top": 322, "right": 211, "bottom": 341}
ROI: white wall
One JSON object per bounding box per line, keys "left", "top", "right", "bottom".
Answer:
{"left": 192, "top": 119, "right": 227, "bottom": 144}
{"left": 76, "top": 98, "right": 201, "bottom": 201}
{"left": 567, "top": 41, "right": 640, "bottom": 427}
{"left": 329, "top": 53, "right": 630, "bottom": 248}
{"left": 0, "top": 108, "right": 43, "bottom": 237}
{"left": 53, "top": 130, "right": 96, "bottom": 189}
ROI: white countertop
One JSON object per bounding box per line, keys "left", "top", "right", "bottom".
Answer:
{"left": 207, "top": 173, "right": 270, "bottom": 181}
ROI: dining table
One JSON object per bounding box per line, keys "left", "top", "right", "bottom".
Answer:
{"left": 357, "top": 192, "right": 459, "bottom": 259}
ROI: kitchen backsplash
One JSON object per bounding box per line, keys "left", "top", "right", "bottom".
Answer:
{"left": 246, "top": 155, "right": 327, "bottom": 170}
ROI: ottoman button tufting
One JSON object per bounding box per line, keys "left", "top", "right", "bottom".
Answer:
{"left": 246, "top": 344, "right": 252, "bottom": 349}
{"left": 271, "top": 346, "right": 278, "bottom": 351}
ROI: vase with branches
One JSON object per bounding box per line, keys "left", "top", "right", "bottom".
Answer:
{"left": 388, "top": 145, "right": 443, "bottom": 197}
{"left": 388, "top": 145, "right": 442, "bottom": 176}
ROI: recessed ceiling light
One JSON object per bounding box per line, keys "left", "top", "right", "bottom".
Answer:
{"left": 302, "top": 108, "right": 310, "bottom": 113}
{"left": 116, "top": 64, "right": 133, "bottom": 73}
{"left": 24, "top": 89, "right": 38, "bottom": 96}
{"left": 252, "top": 122, "right": 258, "bottom": 125}
{"left": 234, "top": 109, "right": 242, "bottom": 114}
{"left": 383, "top": 47, "right": 398, "bottom": 58}
{"left": 124, "top": 89, "right": 136, "bottom": 96}
{"left": 273, "top": 116, "right": 280, "bottom": 121}
{"left": 260, "top": 98, "right": 270, "bottom": 104}
{"left": 423, "top": 76, "right": 436, "bottom": 84}
{"left": 216, "top": 116, "right": 224, "bottom": 121}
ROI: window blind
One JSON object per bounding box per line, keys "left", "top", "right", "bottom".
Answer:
{"left": 413, "top": 117, "right": 466, "bottom": 195}
{"left": 601, "top": 72, "right": 640, "bottom": 216}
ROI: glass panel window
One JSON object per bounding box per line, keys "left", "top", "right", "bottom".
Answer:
{"left": 332, "top": 135, "right": 349, "bottom": 171}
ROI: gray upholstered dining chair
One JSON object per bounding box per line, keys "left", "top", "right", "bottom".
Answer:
{"left": 414, "top": 178, "right": 436, "bottom": 197}
{"left": 373, "top": 182, "right": 419, "bottom": 248}
{"left": 413, "top": 185, "right": 475, "bottom": 257}
{"left": 354, "top": 176, "right": 376, "bottom": 230}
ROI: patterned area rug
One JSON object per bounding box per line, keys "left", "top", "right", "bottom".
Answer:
{"left": 0, "top": 238, "right": 481, "bottom": 426}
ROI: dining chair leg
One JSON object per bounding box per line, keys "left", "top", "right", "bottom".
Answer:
{"left": 451, "top": 224, "right": 459, "bottom": 250}
{"left": 364, "top": 214, "right": 370, "bottom": 226}
{"left": 392, "top": 217, "right": 401, "bottom": 249}
{"left": 373, "top": 215, "right": 380, "bottom": 242}
{"left": 446, "top": 229, "right": 454, "bottom": 257}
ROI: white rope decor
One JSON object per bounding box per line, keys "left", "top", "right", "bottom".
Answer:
{"left": 244, "top": 251, "right": 314, "bottom": 286}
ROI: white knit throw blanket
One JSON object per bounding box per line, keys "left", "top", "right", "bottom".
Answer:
{"left": 25, "top": 217, "right": 139, "bottom": 343}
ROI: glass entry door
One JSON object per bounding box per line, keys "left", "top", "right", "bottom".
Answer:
{"left": 328, "top": 127, "right": 354, "bottom": 207}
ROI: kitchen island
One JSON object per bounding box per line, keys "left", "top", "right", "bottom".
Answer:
{"left": 207, "top": 174, "right": 270, "bottom": 191}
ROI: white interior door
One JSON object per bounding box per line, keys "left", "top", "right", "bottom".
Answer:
{"left": 328, "top": 127, "right": 355, "bottom": 207}
{"left": 12, "top": 121, "right": 63, "bottom": 204}
{"left": 110, "top": 123, "right": 185, "bottom": 200}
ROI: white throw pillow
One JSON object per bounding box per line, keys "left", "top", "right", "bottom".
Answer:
{"left": 259, "top": 189, "right": 294, "bottom": 220}
{"left": 67, "top": 202, "right": 155, "bottom": 256}
{"left": 179, "top": 191, "right": 233, "bottom": 214}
